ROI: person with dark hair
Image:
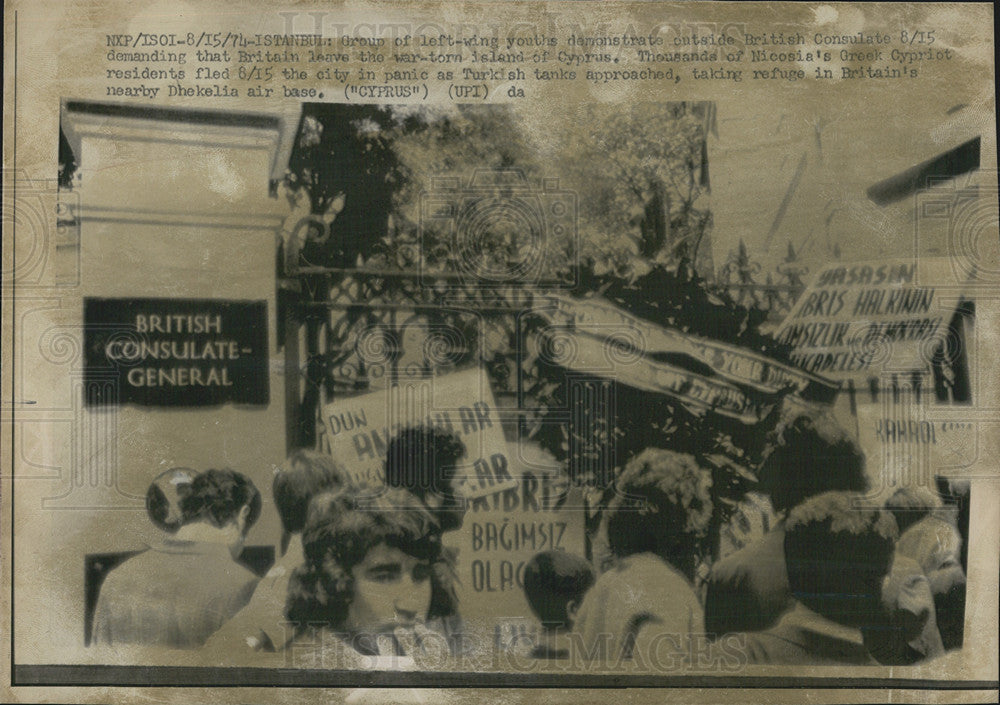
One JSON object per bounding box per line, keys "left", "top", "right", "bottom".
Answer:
{"left": 179, "top": 467, "right": 263, "bottom": 532}
{"left": 145, "top": 467, "right": 197, "bottom": 533}
{"left": 284, "top": 487, "right": 454, "bottom": 667}
{"left": 384, "top": 425, "right": 468, "bottom": 532}
{"left": 705, "top": 411, "right": 869, "bottom": 638}
{"left": 573, "top": 450, "right": 712, "bottom": 663}
{"left": 383, "top": 425, "right": 469, "bottom": 655}
{"left": 273, "top": 449, "right": 349, "bottom": 540}
{"left": 522, "top": 550, "right": 595, "bottom": 659}
{"left": 205, "top": 451, "right": 349, "bottom": 654}
{"left": 736, "top": 491, "right": 898, "bottom": 665}
{"left": 92, "top": 468, "right": 262, "bottom": 649}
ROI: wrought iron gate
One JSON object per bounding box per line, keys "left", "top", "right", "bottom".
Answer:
{"left": 278, "top": 260, "right": 582, "bottom": 464}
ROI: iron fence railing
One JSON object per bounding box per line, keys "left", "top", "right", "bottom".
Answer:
{"left": 280, "top": 267, "right": 564, "bottom": 452}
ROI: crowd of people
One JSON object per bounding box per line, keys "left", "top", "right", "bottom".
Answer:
{"left": 90, "top": 413, "right": 967, "bottom": 670}
{"left": 91, "top": 427, "right": 471, "bottom": 664}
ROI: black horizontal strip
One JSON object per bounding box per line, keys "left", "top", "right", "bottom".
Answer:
{"left": 12, "top": 665, "right": 999, "bottom": 690}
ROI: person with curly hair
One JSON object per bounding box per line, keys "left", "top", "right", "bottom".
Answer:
{"left": 572, "top": 449, "right": 713, "bottom": 664}
{"left": 145, "top": 467, "right": 197, "bottom": 533}
{"left": 736, "top": 491, "right": 898, "bottom": 665}
{"left": 383, "top": 425, "right": 469, "bottom": 655}
{"left": 384, "top": 425, "right": 469, "bottom": 532}
{"left": 283, "top": 487, "right": 456, "bottom": 667}
{"left": 705, "top": 410, "right": 869, "bottom": 638}
{"left": 92, "top": 468, "right": 262, "bottom": 649}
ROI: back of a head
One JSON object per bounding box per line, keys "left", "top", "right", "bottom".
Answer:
{"left": 884, "top": 486, "right": 943, "bottom": 536}
{"left": 146, "top": 467, "right": 197, "bottom": 533}
{"left": 384, "top": 425, "right": 466, "bottom": 500}
{"left": 181, "top": 468, "right": 262, "bottom": 530}
{"left": 784, "top": 491, "right": 898, "bottom": 627}
{"left": 605, "top": 449, "right": 712, "bottom": 578}
{"left": 523, "top": 550, "right": 595, "bottom": 630}
{"left": 761, "top": 412, "right": 868, "bottom": 514}
{"left": 273, "top": 450, "right": 350, "bottom": 535}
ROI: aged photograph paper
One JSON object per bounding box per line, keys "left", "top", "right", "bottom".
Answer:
{"left": 2, "top": 1, "right": 998, "bottom": 703}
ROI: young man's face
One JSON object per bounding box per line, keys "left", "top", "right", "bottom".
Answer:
{"left": 343, "top": 543, "right": 433, "bottom": 636}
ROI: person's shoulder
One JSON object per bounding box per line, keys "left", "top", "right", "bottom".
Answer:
{"left": 574, "top": 567, "right": 620, "bottom": 621}
{"left": 231, "top": 561, "right": 263, "bottom": 591}
{"left": 95, "top": 565, "right": 126, "bottom": 600}
{"left": 711, "top": 538, "right": 763, "bottom": 574}
{"left": 631, "top": 554, "right": 692, "bottom": 589}
{"left": 622, "top": 554, "right": 701, "bottom": 612}
{"left": 99, "top": 550, "right": 152, "bottom": 589}
{"left": 734, "top": 628, "right": 804, "bottom": 665}
{"left": 584, "top": 554, "right": 667, "bottom": 601}
{"left": 708, "top": 550, "right": 748, "bottom": 584}
{"left": 187, "top": 547, "right": 259, "bottom": 580}
{"left": 736, "top": 630, "right": 780, "bottom": 662}
{"left": 711, "top": 531, "right": 785, "bottom": 582}
{"left": 181, "top": 551, "right": 260, "bottom": 596}
{"left": 584, "top": 561, "right": 629, "bottom": 592}
{"left": 626, "top": 553, "right": 681, "bottom": 578}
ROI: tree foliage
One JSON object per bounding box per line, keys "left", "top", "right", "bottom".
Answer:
{"left": 555, "top": 102, "right": 712, "bottom": 278}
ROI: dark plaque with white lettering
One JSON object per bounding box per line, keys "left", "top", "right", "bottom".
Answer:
{"left": 83, "top": 298, "right": 269, "bottom": 406}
